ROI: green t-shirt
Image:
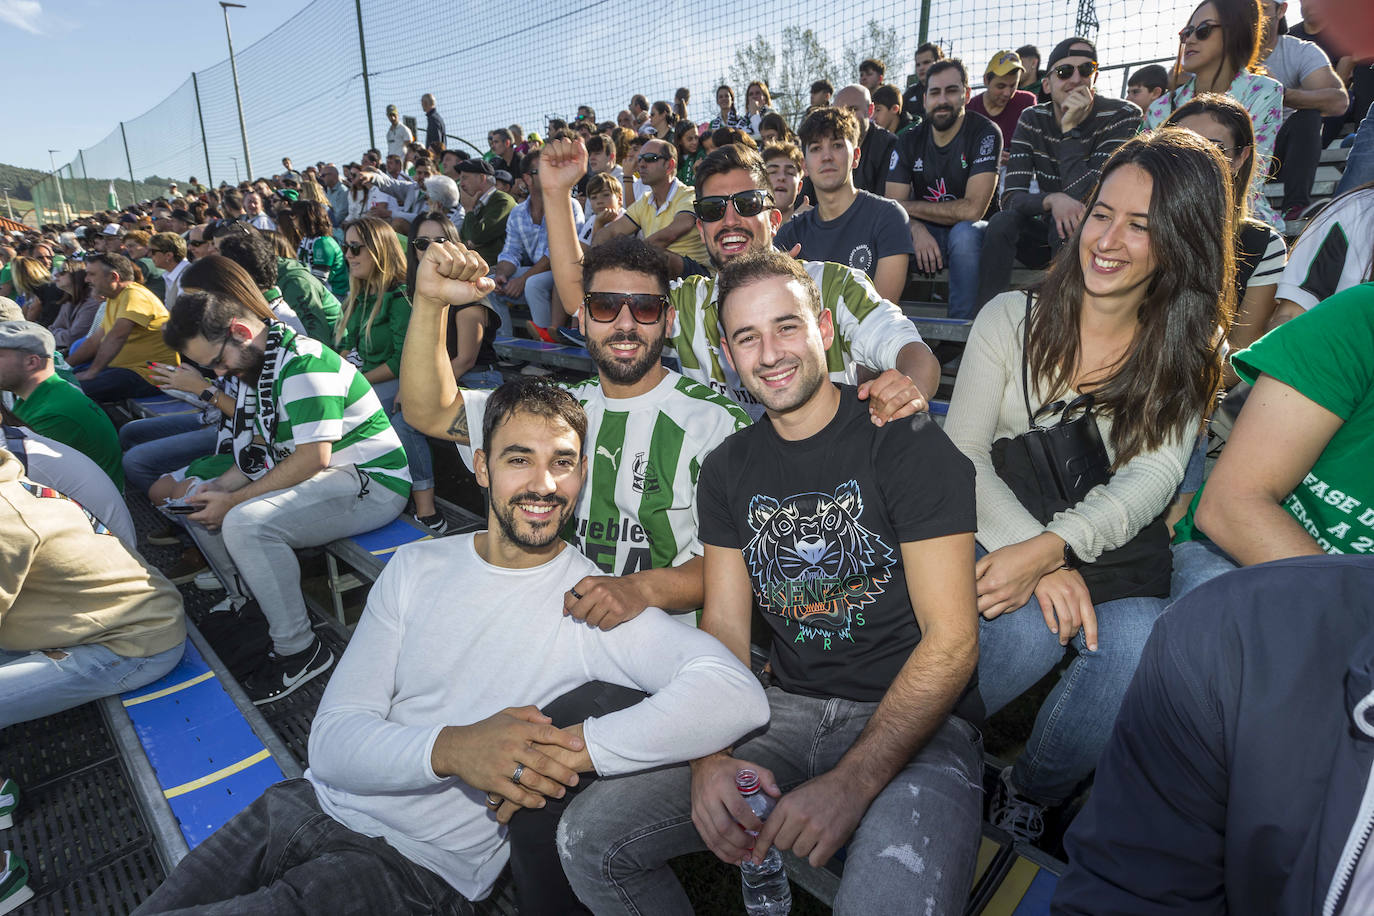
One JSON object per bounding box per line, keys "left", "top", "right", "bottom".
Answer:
{"left": 301, "top": 235, "right": 350, "bottom": 301}
{"left": 13, "top": 373, "right": 124, "bottom": 492}
{"left": 275, "top": 256, "right": 342, "bottom": 343}
{"left": 338, "top": 287, "right": 412, "bottom": 378}
{"left": 1177, "top": 283, "right": 1374, "bottom": 553}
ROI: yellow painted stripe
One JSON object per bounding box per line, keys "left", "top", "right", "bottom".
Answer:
{"left": 983, "top": 855, "right": 1041, "bottom": 915}
{"left": 123, "top": 670, "right": 216, "bottom": 707}
{"left": 371, "top": 534, "right": 432, "bottom": 557}
{"left": 163, "top": 749, "right": 272, "bottom": 799}
{"left": 972, "top": 835, "right": 999, "bottom": 885}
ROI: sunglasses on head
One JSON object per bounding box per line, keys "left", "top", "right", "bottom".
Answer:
{"left": 1179, "top": 21, "right": 1221, "bottom": 42}
{"left": 1052, "top": 61, "right": 1098, "bottom": 80}
{"left": 693, "top": 189, "right": 774, "bottom": 222}
{"left": 344, "top": 242, "right": 367, "bottom": 255}
{"left": 582, "top": 292, "right": 669, "bottom": 324}
{"left": 411, "top": 236, "right": 448, "bottom": 252}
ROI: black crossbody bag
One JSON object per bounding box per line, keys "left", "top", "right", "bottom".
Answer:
{"left": 990, "top": 293, "right": 1172, "bottom": 604}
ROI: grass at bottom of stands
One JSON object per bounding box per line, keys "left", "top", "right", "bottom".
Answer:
{"left": 674, "top": 851, "right": 832, "bottom": 915}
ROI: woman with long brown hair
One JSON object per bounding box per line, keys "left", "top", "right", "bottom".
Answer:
{"left": 49, "top": 267, "right": 102, "bottom": 351}
{"left": 945, "top": 128, "right": 1236, "bottom": 842}
{"left": 1144, "top": 0, "right": 1284, "bottom": 228}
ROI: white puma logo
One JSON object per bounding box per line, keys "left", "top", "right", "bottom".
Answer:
{"left": 596, "top": 445, "right": 622, "bottom": 469}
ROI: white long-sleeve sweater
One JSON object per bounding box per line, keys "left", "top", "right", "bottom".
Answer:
{"left": 305, "top": 533, "right": 769, "bottom": 900}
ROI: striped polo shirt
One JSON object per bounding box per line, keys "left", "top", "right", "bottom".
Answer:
{"left": 262, "top": 328, "right": 412, "bottom": 498}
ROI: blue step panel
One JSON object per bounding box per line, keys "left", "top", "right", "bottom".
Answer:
{"left": 346, "top": 516, "right": 434, "bottom": 563}
{"left": 120, "top": 640, "right": 285, "bottom": 848}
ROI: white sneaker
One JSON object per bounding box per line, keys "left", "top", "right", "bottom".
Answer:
{"left": 519, "top": 364, "right": 554, "bottom": 377}
{"left": 208, "top": 597, "right": 238, "bottom": 614}
{"left": 194, "top": 570, "right": 224, "bottom": 591}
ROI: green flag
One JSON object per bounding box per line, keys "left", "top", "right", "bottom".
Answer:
{"left": 106, "top": 181, "right": 119, "bottom": 210}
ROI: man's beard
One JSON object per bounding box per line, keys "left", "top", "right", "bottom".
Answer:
{"left": 743, "top": 350, "right": 829, "bottom": 416}
{"left": 491, "top": 490, "right": 573, "bottom": 549}
{"left": 586, "top": 326, "right": 666, "bottom": 385}
{"left": 233, "top": 342, "right": 268, "bottom": 384}
{"left": 930, "top": 105, "right": 960, "bottom": 131}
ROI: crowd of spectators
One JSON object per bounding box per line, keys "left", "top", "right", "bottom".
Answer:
{"left": 1, "top": 1, "right": 1373, "bottom": 911}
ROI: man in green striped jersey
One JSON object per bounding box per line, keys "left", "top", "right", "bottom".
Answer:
{"left": 541, "top": 138, "right": 941, "bottom": 422}
{"left": 402, "top": 236, "right": 749, "bottom": 630}
{"left": 165, "top": 285, "right": 411, "bottom": 704}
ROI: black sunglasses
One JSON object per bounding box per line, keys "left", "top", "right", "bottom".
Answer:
{"left": 344, "top": 242, "right": 367, "bottom": 256}
{"left": 411, "top": 236, "right": 448, "bottom": 252}
{"left": 637, "top": 153, "right": 668, "bottom": 164}
{"left": 582, "top": 292, "right": 669, "bottom": 324}
{"left": 1051, "top": 61, "right": 1098, "bottom": 80}
{"left": 693, "top": 189, "right": 774, "bottom": 222}
{"left": 1179, "top": 21, "right": 1222, "bottom": 42}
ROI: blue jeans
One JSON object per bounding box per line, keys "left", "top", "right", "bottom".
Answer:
{"left": 374, "top": 380, "right": 434, "bottom": 492}
{"left": 132, "top": 778, "right": 471, "bottom": 915}
{"left": 921, "top": 219, "right": 987, "bottom": 320}
{"left": 488, "top": 267, "right": 557, "bottom": 334}
{"left": 1169, "top": 539, "right": 1238, "bottom": 603}
{"left": 974, "top": 559, "right": 1167, "bottom": 805}
{"left": 458, "top": 367, "right": 504, "bottom": 389}
{"left": 79, "top": 366, "right": 160, "bottom": 402}
{"left": 1336, "top": 102, "right": 1374, "bottom": 195}
{"left": 120, "top": 414, "right": 217, "bottom": 495}
{"left": 558, "top": 686, "right": 984, "bottom": 915}
{"left": 0, "top": 641, "right": 184, "bottom": 729}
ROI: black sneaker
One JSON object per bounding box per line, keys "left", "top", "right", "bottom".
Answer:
{"left": 415, "top": 512, "right": 451, "bottom": 536}
{"left": 241, "top": 638, "right": 333, "bottom": 705}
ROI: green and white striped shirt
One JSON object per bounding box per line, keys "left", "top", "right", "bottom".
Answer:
{"left": 262, "top": 330, "right": 412, "bottom": 498}
{"left": 666, "top": 259, "right": 926, "bottom": 417}
{"left": 460, "top": 370, "right": 750, "bottom": 576}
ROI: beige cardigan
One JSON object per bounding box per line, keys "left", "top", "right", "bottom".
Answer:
{"left": 944, "top": 292, "right": 1197, "bottom": 562}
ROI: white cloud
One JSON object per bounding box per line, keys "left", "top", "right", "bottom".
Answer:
{"left": 0, "top": 0, "right": 44, "bottom": 35}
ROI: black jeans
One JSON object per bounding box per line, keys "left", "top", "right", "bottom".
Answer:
{"left": 507, "top": 680, "right": 648, "bottom": 916}
{"left": 1274, "top": 107, "right": 1323, "bottom": 210}
{"left": 977, "top": 207, "right": 1066, "bottom": 306}
{"left": 133, "top": 778, "right": 471, "bottom": 915}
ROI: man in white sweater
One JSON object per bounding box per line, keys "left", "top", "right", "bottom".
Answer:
{"left": 134, "top": 380, "right": 769, "bottom": 915}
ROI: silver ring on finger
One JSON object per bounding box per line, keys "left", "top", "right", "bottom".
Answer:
{"left": 485, "top": 792, "right": 502, "bottom": 809}
{"left": 511, "top": 762, "right": 525, "bottom": 785}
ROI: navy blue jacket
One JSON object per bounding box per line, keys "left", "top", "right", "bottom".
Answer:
{"left": 1054, "top": 555, "right": 1374, "bottom": 915}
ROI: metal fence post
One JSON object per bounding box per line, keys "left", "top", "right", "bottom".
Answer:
{"left": 120, "top": 121, "right": 136, "bottom": 202}
{"left": 192, "top": 72, "right": 214, "bottom": 187}
{"left": 355, "top": 0, "right": 376, "bottom": 151}
{"left": 919, "top": 0, "right": 932, "bottom": 44}
{"left": 79, "top": 149, "right": 94, "bottom": 215}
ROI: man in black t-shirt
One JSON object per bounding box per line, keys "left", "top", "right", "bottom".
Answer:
{"left": 777, "top": 108, "right": 914, "bottom": 303}
{"left": 885, "top": 58, "right": 1001, "bottom": 319}
{"left": 558, "top": 249, "right": 982, "bottom": 915}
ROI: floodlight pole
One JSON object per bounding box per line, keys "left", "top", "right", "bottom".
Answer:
{"left": 220, "top": 2, "right": 253, "bottom": 181}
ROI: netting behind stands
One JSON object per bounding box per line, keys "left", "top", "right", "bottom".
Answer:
{"left": 30, "top": 0, "right": 1189, "bottom": 224}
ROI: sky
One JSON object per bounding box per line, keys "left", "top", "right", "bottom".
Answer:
{"left": 0, "top": 0, "right": 312, "bottom": 170}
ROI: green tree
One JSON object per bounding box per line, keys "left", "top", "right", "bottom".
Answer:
{"left": 842, "top": 19, "right": 906, "bottom": 86}
{"left": 728, "top": 27, "right": 838, "bottom": 124}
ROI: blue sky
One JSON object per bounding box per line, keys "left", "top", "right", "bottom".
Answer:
{"left": 0, "top": 0, "right": 311, "bottom": 170}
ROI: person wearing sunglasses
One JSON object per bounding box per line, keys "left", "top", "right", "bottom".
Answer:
{"left": 558, "top": 248, "right": 984, "bottom": 916}
{"left": 591, "top": 139, "right": 710, "bottom": 266}
{"left": 977, "top": 37, "right": 1143, "bottom": 307}
{"left": 405, "top": 211, "right": 502, "bottom": 390}
{"left": 1143, "top": 0, "right": 1284, "bottom": 229}
{"left": 542, "top": 139, "right": 939, "bottom": 423}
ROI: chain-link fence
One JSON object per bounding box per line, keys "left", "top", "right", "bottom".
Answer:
{"left": 30, "top": 0, "right": 1186, "bottom": 224}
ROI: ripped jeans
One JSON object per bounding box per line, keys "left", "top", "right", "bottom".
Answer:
{"left": 558, "top": 686, "right": 983, "bottom": 916}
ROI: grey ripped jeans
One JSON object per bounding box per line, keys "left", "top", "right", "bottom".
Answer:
{"left": 557, "top": 685, "right": 984, "bottom": 915}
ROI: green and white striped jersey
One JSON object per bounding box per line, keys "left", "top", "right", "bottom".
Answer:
{"left": 262, "top": 330, "right": 412, "bottom": 498}
{"left": 460, "top": 370, "right": 750, "bottom": 576}
{"left": 665, "top": 259, "right": 926, "bottom": 417}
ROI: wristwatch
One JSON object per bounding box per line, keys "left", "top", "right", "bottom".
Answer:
{"left": 198, "top": 387, "right": 217, "bottom": 403}
{"left": 1062, "top": 542, "right": 1084, "bottom": 570}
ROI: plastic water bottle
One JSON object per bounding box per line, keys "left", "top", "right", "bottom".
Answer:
{"left": 736, "top": 769, "right": 792, "bottom": 915}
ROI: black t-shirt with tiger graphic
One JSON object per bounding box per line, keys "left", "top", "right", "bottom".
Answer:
{"left": 697, "top": 385, "right": 976, "bottom": 703}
